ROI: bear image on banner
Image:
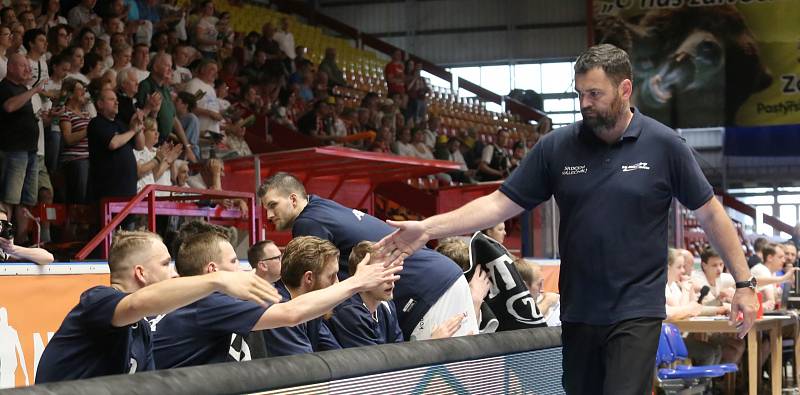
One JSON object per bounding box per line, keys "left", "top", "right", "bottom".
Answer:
{"left": 466, "top": 232, "right": 546, "bottom": 330}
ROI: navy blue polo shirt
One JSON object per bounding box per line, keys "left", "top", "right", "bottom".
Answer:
{"left": 292, "top": 196, "right": 463, "bottom": 337}
{"left": 36, "top": 286, "right": 154, "bottom": 383}
{"left": 500, "top": 108, "right": 713, "bottom": 325}
{"left": 328, "top": 294, "right": 404, "bottom": 348}
{"left": 263, "top": 281, "right": 341, "bottom": 356}
{"left": 151, "top": 292, "right": 267, "bottom": 368}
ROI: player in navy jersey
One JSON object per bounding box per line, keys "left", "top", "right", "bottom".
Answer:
{"left": 328, "top": 241, "right": 463, "bottom": 348}
{"left": 151, "top": 231, "right": 400, "bottom": 368}
{"left": 263, "top": 236, "right": 343, "bottom": 356}
{"left": 258, "top": 172, "right": 479, "bottom": 340}
{"left": 35, "top": 231, "right": 279, "bottom": 383}
{"left": 376, "top": 44, "right": 758, "bottom": 395}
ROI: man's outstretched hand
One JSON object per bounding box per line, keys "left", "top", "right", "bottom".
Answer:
{"left": 374, "top": 220, "right": 430, "bottom": 266}
{"left": 729, "top": 288, "right": 758, "bottom": 339}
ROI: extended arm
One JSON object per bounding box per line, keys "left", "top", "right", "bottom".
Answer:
{"left": 253, "top": 259, "right": 402, "bottom": 330}
{"left": 376, "top": 190, "right": 524, "bottom": 258}
{"left": 112, "top": 271, "right": 280, "bottom": 327}
{"left": 694, "top": 197, "right": 758, "bottom": 337}
{"left": 0, "top": 238, "right": 54, "bottom": 265}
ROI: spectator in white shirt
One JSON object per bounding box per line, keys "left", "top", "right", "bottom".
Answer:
{"left": 171, "top": 43, "right": 194, "bottom": 88}
{"left": 130, "top": 43, "right": 151, "bottom": 83}
{"left": 67, "top": 0, "right": 102, "bottom": 36}
{"left": 665, "top": 248, "right": 703, "bottom": 320}
{"left": 38, "top": 0, "right": 68, "bottom": 31}
{"left": 64, "top": 45, "right": 90, "bottom": 84}
{"left": 134, "top": 118, "right": 183, "bottom": 194}
{"left": 751, "top": 243, "right": 798, "bottom": 311}
{"left": 111, "top": 43, "right": 132, "bottom": 73}
{"left": 394, "top": 126, "right": 415, "bottom": 157}
{"left": 691, "top": 247, "right": 733, "bottom": 315}
{"left": 272, "top": 17, "right": 296, "bottom": 60}
{"left": 0, "top": 25, "right": 12, "bottom": 80}
{"left": 22, "top": 28, "right": 48, "bottom": 87}
{"left": 183, "top": 59, "right": 221, "bottom": 138}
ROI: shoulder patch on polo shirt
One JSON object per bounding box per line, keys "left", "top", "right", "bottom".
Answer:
{"left": 562, "top": 164, "right": 588, "bottom": 176}
{"left": 621, "top": 162, "right": 651, "bottom": 172}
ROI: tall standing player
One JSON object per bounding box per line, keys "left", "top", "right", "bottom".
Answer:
{"left": 258, "top": 173, "right": 479, "bottom": 339}
{"left": 376, "top": 44, "right": 758, "bottom": 395}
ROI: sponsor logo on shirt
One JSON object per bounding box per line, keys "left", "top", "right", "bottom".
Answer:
{"left": 562, "top": 165, "right": 588, "bottom": 176}
{"left": 621, "top": 162, "right": 651, "bottom": 172}
{"left": 352, "top": 209, "right": 365, "bottom": 221}
{"left": 147, "top": 314, "right": 165, "bottom": 332}
{"left": 402, "top": 298, "right": 416, "bottom": 313}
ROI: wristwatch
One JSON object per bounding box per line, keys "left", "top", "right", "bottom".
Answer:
{"left": 735, "top": 276, "right": 758, "bottom": 291}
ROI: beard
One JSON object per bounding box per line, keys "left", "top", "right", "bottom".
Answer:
{"left": 273, "top": 217, "right": 291, "bottom": 231}
{"left": 581, "top": 92, "right": 626, "bottom": 135}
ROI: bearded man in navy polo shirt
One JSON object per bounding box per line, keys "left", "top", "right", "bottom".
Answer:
{"left": 35, "top": 231, "right": 280, "bottom": 383}
{"left": 258, "top": 173, "right": 479, "bottom": 340}
{"left": 376, "top": 44, "right": 759, "bottom": 395}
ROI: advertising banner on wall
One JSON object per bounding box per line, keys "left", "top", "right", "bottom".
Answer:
{"left": 0, "top": 274, "right": 107, "bottom": 389}
{"left": 0, "top": 264, "right": 560, "bottom": 389}
{"left": 592, "top": 0, "right": 800, "bottom": 128}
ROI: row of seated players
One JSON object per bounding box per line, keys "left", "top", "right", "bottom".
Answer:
{"left": 35, "top": 171, "right": 558, "bottom": 383}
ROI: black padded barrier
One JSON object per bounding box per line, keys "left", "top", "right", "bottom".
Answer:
{"left": 4, "top": 327, "right": 563, "bottom": 395}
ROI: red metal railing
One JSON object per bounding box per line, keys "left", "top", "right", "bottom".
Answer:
{"left": 74, "top": 185, "right": 259, "bottom": 260}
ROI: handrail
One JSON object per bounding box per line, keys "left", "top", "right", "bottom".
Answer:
{"left": 265, "top": 0, "right": 547, "bottom": 121}
{"left": 714, "top": 188, "right": 795, "bottom": 236}
{"left": 74, "top": 185, "right": 259, "bottom": 260}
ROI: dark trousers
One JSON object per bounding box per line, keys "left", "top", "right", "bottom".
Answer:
{"left": 561, "top": 317, "right": 661, "bottom": 395}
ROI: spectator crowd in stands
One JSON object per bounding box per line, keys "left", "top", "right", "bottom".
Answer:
{"left": 0, "top": 0, "right": 549, "bottom": 249}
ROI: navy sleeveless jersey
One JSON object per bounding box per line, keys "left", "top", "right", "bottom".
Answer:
{"left": 263, "top": 281, "right": 341, "bottom": 356}
{"left": 328, "top": 294, "right": 404, "bottom": 348}
{"left": 291, "top": 196, "right": 463, "bottom": 336}
{"left": 36, "top": 286, "right": 154, "bottom": 383}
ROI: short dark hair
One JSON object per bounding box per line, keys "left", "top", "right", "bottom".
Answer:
{"left": 81, "top": 52, "right": 101, "bottom": 75}
{"left": 257, "top": 172, "right": 307, "bottom": 200}
{"left": 762, "top": 243, "right": 778, "bottom": 261}
{"left": 50, "top": 51, "right": 71, "bottom": 67}
{"left": 700, "top": 247, "right": 720, "bottom": 264}
{"left": 574, "top": 44, "right": 632, "bottom": 87}
{"left": 753, "top": 237, "right": 769, "bottom": 253}
{"left": 77, "top": 27, "right": 95, "bottom": 42}
{"left": 247, "top": 240, "right": 276, "bottom": 269}
{"left": 0, "top": 8, "right": 15, "bottom": 20}
{"left": 176, "top": 91, "right": 197, "bottom": 112}
{"left": 22, "top": 28, "right": 45, "bottom": 51}
{"left": 170, "top": 220, "right": 233, "bottom": 258}
{"left": 60, "top": 78, "right": 85, "bottom": 103}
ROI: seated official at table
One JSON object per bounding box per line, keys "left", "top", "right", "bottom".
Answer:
{"left": 751, "top": 243, "right": 798, "bottom": 311}
{"left": 688, "top": 247, "right": 746, "bottom": 365}
{"left": 691, "top": 247, "right": 734, "bottom": 315}
{"left": 665, "top": 248, "right": 729, "bottom": 366}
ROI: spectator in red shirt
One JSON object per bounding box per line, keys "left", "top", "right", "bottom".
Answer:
{"left": 384, "top": 49, "right": 405, "bottom": 95}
